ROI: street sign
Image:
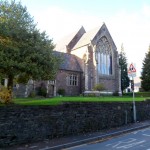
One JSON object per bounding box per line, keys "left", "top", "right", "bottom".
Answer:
{"left": 128, "top": 63, "right": 137, "bottom": 122}
{"left": 128, "top": 63, "right": 136, "bottom": 78}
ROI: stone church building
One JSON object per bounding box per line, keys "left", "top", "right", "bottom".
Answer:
{"left": 54, "top": 23, "right": 121, "bottom": 96}
{"left": 8, "top": 23, "right": 121, "bottom": 97}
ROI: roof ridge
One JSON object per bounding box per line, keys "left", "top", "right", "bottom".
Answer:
{"left": 72, "top": 25, "right": 102, "bottom": 50}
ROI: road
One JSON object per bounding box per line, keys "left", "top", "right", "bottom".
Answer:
{"left": 65, "top": 127, "right": 150, "bottom": 150}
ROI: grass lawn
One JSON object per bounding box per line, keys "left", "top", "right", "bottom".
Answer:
{"left": 12, "top": 96, "right": 150, "bottom": 106}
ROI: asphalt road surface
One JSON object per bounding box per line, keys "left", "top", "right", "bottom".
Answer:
{"left": 65, "top": 127, "right": 150, "bottom": 150}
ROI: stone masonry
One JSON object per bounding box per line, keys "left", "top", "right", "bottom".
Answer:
{"left": 1, "top": 101, "right": 150, "bottom": 147}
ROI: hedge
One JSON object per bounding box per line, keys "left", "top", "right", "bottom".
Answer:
{"left": 123, "top": 92, "right": 150, "bottom": 97}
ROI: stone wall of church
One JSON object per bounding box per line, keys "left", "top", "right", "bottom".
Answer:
{"left": 71, "top": 45, "right": 120, "bottom": 92}
{"left": 99, "top": 78, "right": 117, "bottom": 92}
{"left": 14, "top": 80, "right": 55, "bottom": 98}
{"left": 56, "top": 70, "right": 83, "bottom": 96}
{"left": 71, "top": 46, "right": 89, "bottom": 91}
{"left": 87, "top": 45, "right": 95, "bottom": 90}
{"left": 98, "top": 50, "right": 120, "bottom": 93}
{"left": 114, "top": 51, "right": 120, "bottom": 92}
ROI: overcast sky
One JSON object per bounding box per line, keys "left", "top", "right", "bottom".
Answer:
{"left": 15, "top": 0, "right": 150, "bottom": 77}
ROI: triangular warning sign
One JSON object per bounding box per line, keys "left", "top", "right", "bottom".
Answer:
{"left": 128, "top": 64, "right": 136, "bottom": 73}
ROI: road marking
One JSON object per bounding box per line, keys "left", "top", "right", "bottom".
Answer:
{"left": 133, "top": 128, "right": 150, "bottom": 134}
{"left": 106, "top": 144, "right": 112, "bottom": 146}
{"left": 63, "top": 144, "right": 87, "bottom": 150}
{"left": 39, "top": 146, "right": 51, "bottom": 150}
{"left": 106, "top": 138, "right": 146, "bottom": 149}
{"left": 115, "top": 140, "right": 145, "bottom": 149}
{"left": 143, "top": 133, "right": 150, "bottom": 137}
{"left": 112, "top": 138, "right": 136, "bottom": 148}
{"left": 29, "top": 146, "right": 38, "bottom": 149}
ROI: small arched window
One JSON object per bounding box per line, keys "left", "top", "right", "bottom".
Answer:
{"left": 97, "top": 37, "right": 112, "bottom": 75}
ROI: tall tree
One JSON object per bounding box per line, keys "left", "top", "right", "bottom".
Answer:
{"left": 119, "top": 44, "right": 130, "bottom": 94}
{"left": 0, "top": 0, "right": 60, "bottom": 92}
{"left": 141, "top": 45, "right": 150, "bottom": 91}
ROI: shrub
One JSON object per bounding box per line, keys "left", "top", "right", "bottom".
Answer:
{"left": 0, "top": 86, "right": 12, "bottom": 104}
{"left": 28, "top": 91, "right": 36, "bottom": 98}
{"left": 57, "top": 88, "right": 65, "bottom": 96}
{"left": 113, "top": 91, "right": 119, "bottom": 96}
{"left": 93, "top": 83, "right": 105, "bottom": 91}
{"left": 123, "top": 92, "right": 150, "bottom": 97}
{"left": 38, "top": 87, "right": 47, "bottom": 97}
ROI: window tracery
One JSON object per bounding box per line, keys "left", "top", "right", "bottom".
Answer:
{"left": 97, "top": 37, "right": 112, "bottom": 75}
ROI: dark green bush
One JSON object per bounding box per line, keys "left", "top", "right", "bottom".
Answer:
{"left": 93, "top": 83, "right": 105, "bottom": 91}
{"left": 123, "top": 92, "right": 150, "bottom": 97}
{"left": 57, "top": 88, "right": 65, "bottom": 96}
{"left": 113, "top": 91, "right": 119, "bottom": 96}
{"left": 28, "top": 91, "right": 36, "bottom": 98}
{"left": 87, "top": 93, "right": 96, "bottom": 97}
{"left": 38, "top": 87, "right": 47, "bottom": 97}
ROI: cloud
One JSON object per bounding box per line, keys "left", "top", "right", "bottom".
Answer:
{"left": 106, "top": 9, "right": 150, "bottom": 76}
{"left": 32, "top": 5, "right": 150, "bottom": 77}
{"left": 142, "top": 4, "right": 150, "bottom": 18}
{"left": 32, "top": 6, "right": 104, "bottom": 41}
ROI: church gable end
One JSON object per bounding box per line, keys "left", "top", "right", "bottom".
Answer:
{"left": 56, "top": 23, "right": 121, "bottom": 95}
{"left": 55, "top": 26, "right": 85, "bottom": 53}
{"left": 67, "top": 26, "right": 86, "bottom": 53}
{"left": 92, "top": 23, "right": 117, "bottom": 52}
{"left": 92, "top": 24, "right": 120, "bottom": 93}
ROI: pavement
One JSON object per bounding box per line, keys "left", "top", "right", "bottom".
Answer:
{"left": 4, "top": 120, "right": 150, "bottom": 150}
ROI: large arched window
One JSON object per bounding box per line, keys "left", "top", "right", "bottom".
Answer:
{"left": 97, "top": 37, "right": 112, "bottom": 75}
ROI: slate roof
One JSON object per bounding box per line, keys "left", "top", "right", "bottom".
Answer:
{"left": 55, "top": 32, "right": 76, "bottom": 52}
{"left": 55, "top": 26, "right": 85, "bottom": 52}
{"left": 54, "top": 51, "right": 83, "bottom": 72}
{"left": 72, "top": 24, "right": 103, "bottom": 50}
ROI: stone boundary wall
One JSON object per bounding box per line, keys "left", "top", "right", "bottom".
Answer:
{"left": 1, "top": 101, "right": 150, "bottom": 147}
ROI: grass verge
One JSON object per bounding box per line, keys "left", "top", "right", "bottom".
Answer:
{"left": 11, "top": 96, "right": 150, "bottom": 106}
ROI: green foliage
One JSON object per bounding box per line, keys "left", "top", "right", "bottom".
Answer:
{"left": 141, "top": 46, "right": 150, "bottom": 91}
{"left": 113, "top": 91, "right": 119, "bottom": 96}
{"left": 15, "top": 74, "right": 30, "bottom": 84}
{"left": 86, "top": 93, "right": 96, "bottom": 97}
{"left": 57, "top": 88, "right": 65, "bottom": 96}
{"left": 93, "top": 83, "right": 105, "bottom": 91}
{"left": 119, "top": 44, "right": 130, "bottom": 94}
{"left": 38, "top": 86, "right": 47, "bottom": 97}
{"left": 28, "top": 91, "right": 36, "bottom": 98}
{"left": 0, "top": 86, "right": 12, "bottom": 104}
{"left": 0, "top": 0, "right": 61, "bottom": 90}
{"left": 12, "top": 96, "right": 148, "bottom": 106}
{"left": 123, "top": 92, "right": 150, "bottom": 97}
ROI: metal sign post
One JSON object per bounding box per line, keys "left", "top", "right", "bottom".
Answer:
{"left": 132, "top": 76, "right": 136, "bottom": 123}
{"left": 128, "top": 63, "right": 136, "bottom": 123}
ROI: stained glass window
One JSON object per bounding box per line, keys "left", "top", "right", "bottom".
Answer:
{"left": 97, "top": 37, "right": 112, "bottom": 75}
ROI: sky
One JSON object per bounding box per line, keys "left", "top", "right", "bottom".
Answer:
{"left": 15, "top": 0, "right": 150, "bottom": 77}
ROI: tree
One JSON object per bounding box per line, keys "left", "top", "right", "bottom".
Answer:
{"left": 0, "top": 0, "right": 60, "bottom": 93}
{"left": 119, "top": 44, "right": 130, "bottom": 94}
{"left": 141, "top": 45, "right": 150, "bottom": 91}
